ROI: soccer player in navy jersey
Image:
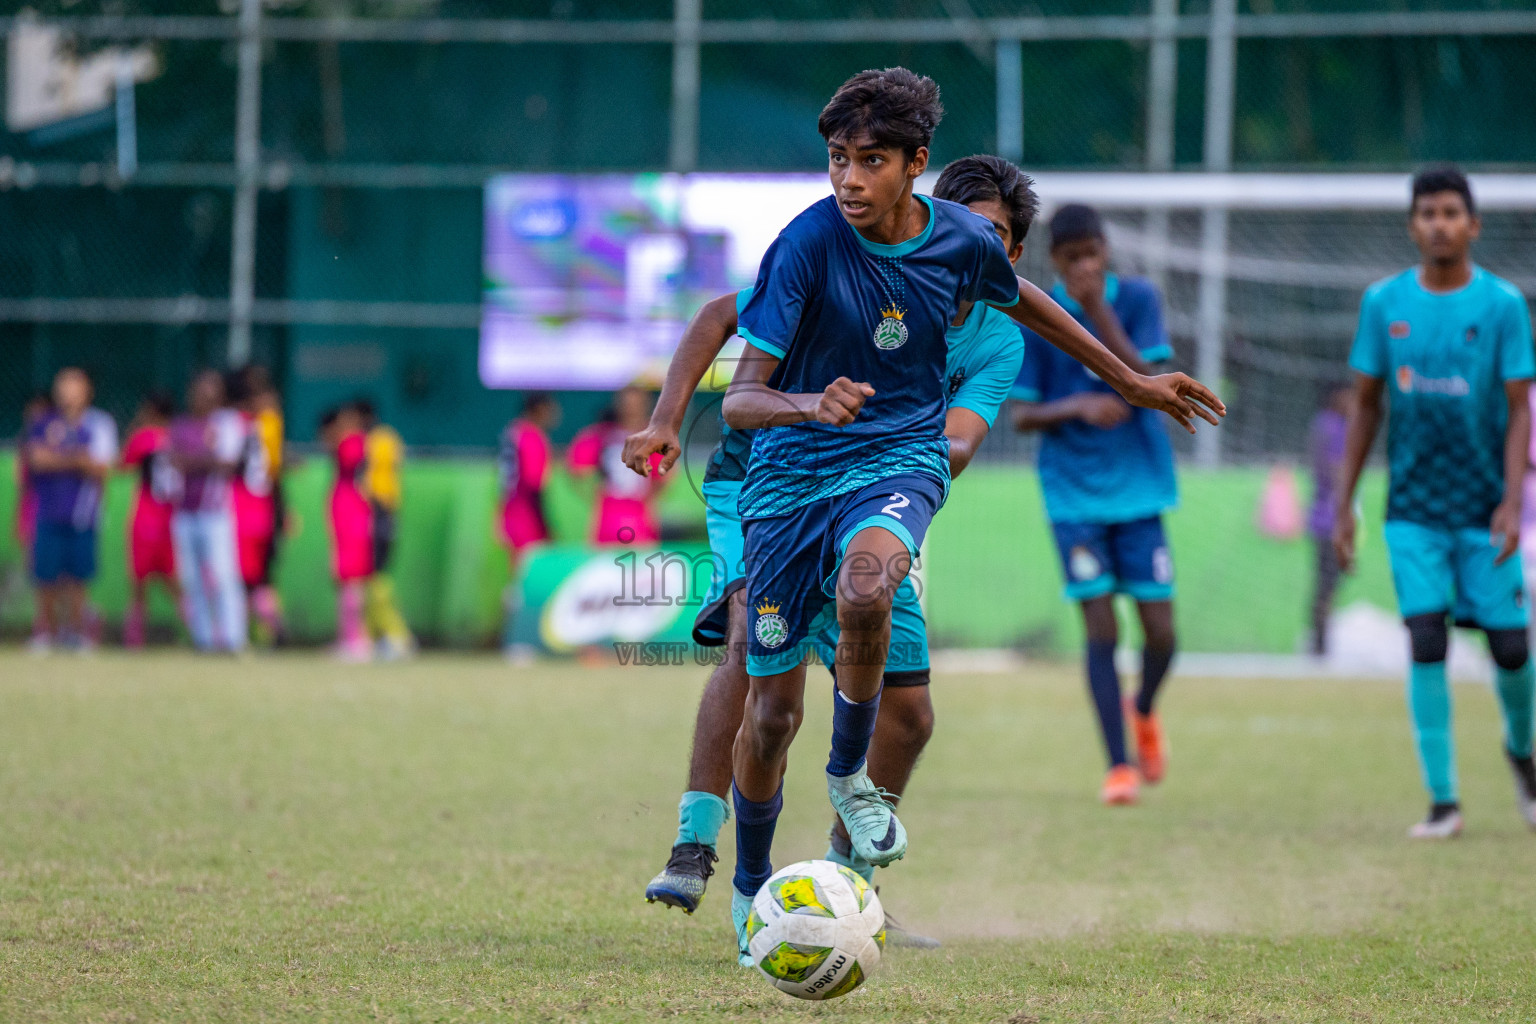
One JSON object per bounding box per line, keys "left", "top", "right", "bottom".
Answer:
{"left": 639, "top": 68, "right": 1221, "bottom": 964}
{"left": 1335, "top": 165, "right": 1536, "bottom": 839}
{"left": 1011, "top": 204, "right": 1180, "bottom": 807}
{"left": 629, "top": 156, "right": 1039, "bottom": 949}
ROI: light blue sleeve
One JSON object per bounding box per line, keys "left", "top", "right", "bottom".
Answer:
{"left": 1499, "top": 285, "right": 1535, "bottom": 380}
{"left": 735, "top": 286, "right": 753, "bottom": 316}
{"left": 1348, "top": 283, "right": 1390, "bottom": 379}
{"left": 951, "top": 316, "right": 1025, "bottom": 427}
{"left": 1010, "top": 327, "right": 1047, "bottom": 402}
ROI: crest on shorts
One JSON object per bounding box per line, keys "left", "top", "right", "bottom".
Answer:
{"left": 1069, "top": 546, "right": 1101, "bottom": 582}
{"left": 755, "top": 600, "right": 789, "bottom": 648}
{"left": 873, "top": 308, "right": 908, "bottom": 351}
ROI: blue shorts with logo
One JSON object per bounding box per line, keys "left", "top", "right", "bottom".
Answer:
{"left": 811, "top": 577, "right": 930, "bottom": 682}
{"left": 33, "top": 520, "right": 98, "bottom": 584}
{"left": 1384, "top": 519, "right": 1527, "bottom": 629}
{"left": 744, "top": 473, "right": 944, "bottom": 677}
{"left": 1051, "top": 515, "right": 1174, "bottom": 602}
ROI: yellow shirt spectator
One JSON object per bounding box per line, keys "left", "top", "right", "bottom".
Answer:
{"left": 364, "top": 425, "right": 404, "bottom": 511}
{"left": 254, "top": 407, "right": 284, "bottom": 476}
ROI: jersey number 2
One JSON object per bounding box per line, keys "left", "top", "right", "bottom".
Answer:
{"left": 881, "top": 493, "right": 910, "bottom": 519}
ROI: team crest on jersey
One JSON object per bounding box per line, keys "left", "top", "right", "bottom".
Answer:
{"left": 947, "top": 370, "right": 967, "bottom": 398}
{"left": 754, "top": 600, "right": 789, "bottom": 648}
{"left": 873, "top": 307, "right": 909, "bottom": 351}
{"left": 1389, "top": 320, "right": 1410, "bottom": 339}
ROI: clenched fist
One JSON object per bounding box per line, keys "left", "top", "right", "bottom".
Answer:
{"left": 817, "top": 378, "right": 875, "bottom": 426}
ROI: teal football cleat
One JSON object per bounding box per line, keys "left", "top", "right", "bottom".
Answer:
{"left": 731, "top": 885, "right": 756, "bottom": 967}
{"left": 824, "top": 832, "right": 875, "bottom": 885}
{"left": 827, "top": 767, "right": 907, "bottom": 867}
{"left": 643, "top": 842, "right": 717, "bottom": 913}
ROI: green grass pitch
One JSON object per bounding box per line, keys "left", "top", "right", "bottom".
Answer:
{"left": 3, "top": 651, "right": 1535, "bottom": 1022}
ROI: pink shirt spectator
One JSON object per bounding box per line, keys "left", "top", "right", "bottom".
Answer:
{"left": 568, "top": 422, "right": 662, "bottom": 546}
{"left": 499, "top": 419, "right": 552, "bottom": 551}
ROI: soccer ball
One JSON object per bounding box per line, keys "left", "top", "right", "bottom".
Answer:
{"left": 744, "top": 859, "right": 885, "bottom": 1000}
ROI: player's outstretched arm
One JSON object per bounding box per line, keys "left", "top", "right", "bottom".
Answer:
{"left": 621, "top": 292, "right": 740, "bottom": 477}
{"left": 722, "top": 345, "right": 873, "bottom": 429}
{"left": 1491, "top": 378, "right": 1532, "bottom": 564}
{"left": 993, "top": 276, "right": 1224, "bottom": 434}
{"left": 1012, "top": 394, "right": 1131, "bottom": 434}
{"left": 1332, "top": 373, "right": 1383, "bottom": 573}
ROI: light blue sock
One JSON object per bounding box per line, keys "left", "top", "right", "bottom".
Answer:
{"left": 1408, "top": 661, "right": 1457, "bottom": 804}
{"left": 1495, "top": 662, "right": 1536, "bottom": 759}
{"left": 824, "top": 843, "right": 875, "bottom": 885}
{"left": 676, "top": 791, "right": 730, "bottom": 849}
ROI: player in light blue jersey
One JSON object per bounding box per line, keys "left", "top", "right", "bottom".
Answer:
{"left": 1335, "top": 165, "right": 1536, "bottom": 840}
{"left": 627, "top": 156, "right": 1037, "bottom": 950}
{"left": 1011, "top": 203, "right": 1180, "bottom": 808}
{"left": 722, "top": 68, "right": 1220, "bottom": 968}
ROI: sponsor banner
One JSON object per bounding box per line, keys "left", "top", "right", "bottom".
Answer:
{"left": 512, "top": 542, "right": 715, "bottom": 653}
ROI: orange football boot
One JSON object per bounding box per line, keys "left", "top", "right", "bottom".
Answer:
{"left": 1100, "top": 763, "right": 1141, "bottom": 805}
{"left": 1129, "top": 702, "right": 1167, "bottom": 784}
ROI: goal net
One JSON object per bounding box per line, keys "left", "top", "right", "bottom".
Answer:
{"left": 990, "top": 172, "right": 1536, "bottom": 466}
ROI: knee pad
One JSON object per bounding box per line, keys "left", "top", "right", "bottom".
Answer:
{"left": 1486, "top": 628, "right": 1529, "bottom": 671}
{"left": 1405, "top": 613, "right": 1449, "bottom": 664}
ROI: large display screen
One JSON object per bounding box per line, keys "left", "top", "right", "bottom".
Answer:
{"left": 480, "top": 173, "right": 832, "bottom": 391}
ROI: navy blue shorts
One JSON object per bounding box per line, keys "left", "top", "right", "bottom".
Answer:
{"left": 1050, "top": 515, "right": 1174, "bottom": 602}
{"left": 743, "top": 473, "right": 945, "bottom": 677}
{"left": 33, "top": 520, "right": 98, "bottom": 584}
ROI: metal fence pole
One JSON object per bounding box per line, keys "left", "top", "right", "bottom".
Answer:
{"left": 1143, "top": 0, "right": 1177, "bottom": 292}
{"left": 227, "top": 0, "right": 262, "bottom": 367}
{"left": 1196, "top": 0, "right": 1236, "bottom": 467}
{"left": 669, "top": 0, "right": 701, "bottom": 172}
{"left": 995, "top": 38, "right": 1023, "bottom": 164}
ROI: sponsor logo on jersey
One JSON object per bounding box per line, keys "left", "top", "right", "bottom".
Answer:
{"left": 1465, "top": 325, "right": 1480, "bottom": 343}
{"left": 1396, "top": 366, "right": 1470, "bottom": 397}
{"left": 1389, "top": 320, "right": 1411, "bottom": 339}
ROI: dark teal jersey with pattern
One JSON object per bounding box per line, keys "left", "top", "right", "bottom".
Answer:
{"left": 1350, "top": 266, "right": 1535, "bottom": 529}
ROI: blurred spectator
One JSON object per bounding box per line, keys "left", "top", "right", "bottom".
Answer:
{"left": 24, "top": 368, "right": 117, "bottom": 653}
{"left": 229, "top": 366, "right": 286, "bottom": 646}
{"left": 322, "top": 405, "right": 374, "bottom": 661}
{"left": 1308, "top": 384, "right": 1353, "bottom": 656}
{"left": 168, "top": 369, "right": 248, "bottom": 654}
{"left": 16, "top": 391, "right": 51, "bottom": 643}
{"left": 357, "top": 399, "right": 415, "bottom": 660}
{"left": 569, "top": 386, "right": 664, "bottom": 545}
{"left": 120, "top": 392, "right": 182, "bottom": 649}
{"left": 498, "top": 392, "right": 561, "bottom": 658}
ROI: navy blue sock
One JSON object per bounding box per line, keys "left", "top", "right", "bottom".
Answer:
{"left": 731, "top": 782, "right": 783, "bottom": 897}
{"left": 1086, "top": 639, "right": 1128, "bottom": 767}
{"left": 1136, "top": 644, "right": 1176, "bottom": 715}
{"left": 827, "top": 685, "right": 881, "bottom": 777}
